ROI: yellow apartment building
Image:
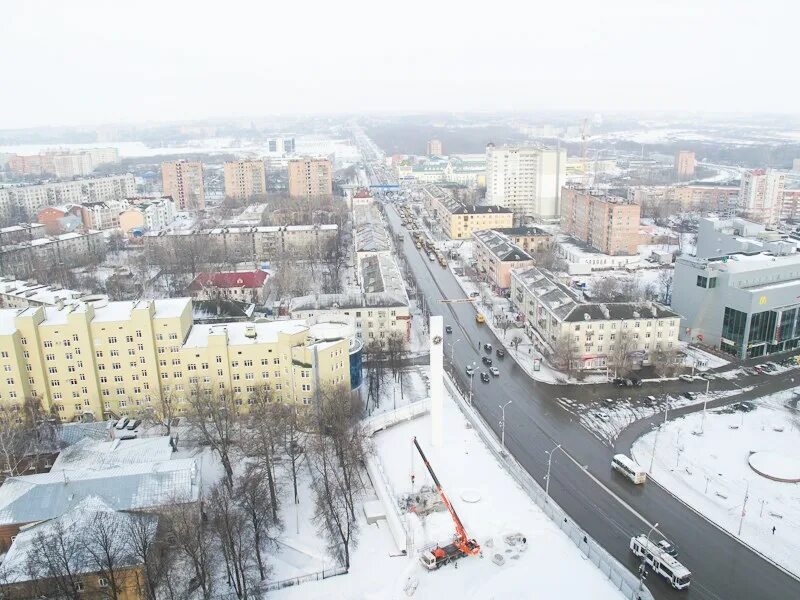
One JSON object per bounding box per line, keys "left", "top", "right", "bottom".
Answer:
{"left": 0, "top": 297, "right": 350, "bottom": 422}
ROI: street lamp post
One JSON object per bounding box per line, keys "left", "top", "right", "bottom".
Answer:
{"left": 499, "top": 400, "right": 512, "bottom": 449}
{"left": 700, "top": 378, "right": 711, "bottom": 434}
{"left": 448, "top": 338, "right": 463, "bottom": 364}
{"left": 649, "top": 396, "right": 670, "bottom": 474}
{"left": 468, "top": 362, "right": 476, "bottom": 406}
{"left": 545, "top": 443, "right": 568, "bottom": 498}
{"left": 638, "top": 522, "right": 660, "bottom": 593}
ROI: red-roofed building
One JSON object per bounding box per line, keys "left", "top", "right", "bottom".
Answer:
{"left": 187, "top": 270, "right": 269, "bottom": 304}
{"left": 351, "top": 188, "right": 374, "bottom": 207}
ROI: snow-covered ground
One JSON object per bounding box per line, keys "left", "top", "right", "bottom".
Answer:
{"left": 558, "top": 386, "right": 753, "bottom": 446}
{"left": 631, "top": 389, "right": 800, "bottom": 576}
{"left": 273, "top": 388, "right": 626, "bottom": 600}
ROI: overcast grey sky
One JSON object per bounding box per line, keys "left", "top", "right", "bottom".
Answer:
{"left": 1, "top": 0, "right": 796, "bottom": 129}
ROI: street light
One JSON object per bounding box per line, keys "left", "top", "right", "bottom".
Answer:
{"left": 638, "top": 522, "right": 660, "bottom": 593}
{"left": 468, "top": 362, "right": 476, "bottom": 406}
{"left": 545, "top": 443, "right": 569, "bottom": 498}
{"left": 649, "top": 395, "right": 670, "bottom": 474}
{"left": 499, "top": 401, "right": 512, "bottom": 449}
{"left": 448, "top": 338, "right": 463, "bottom": 363}
{"left": 699, "top": 377, "right": 711, "bottom": 435}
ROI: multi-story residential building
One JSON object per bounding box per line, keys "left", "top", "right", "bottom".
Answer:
{"left": 288, "top": 158, "right": 332, "bottom": 198}
{"left": 560, "top": 185, "right": 640, "bottom": 255}
{"left": 0, "top": 230, "right": 105, "bottom": 278}
{"left": 80, "top": 198, "right": 130, "bottom": 230}
{"left": 0, "top": 297, "right": 351, "bottom": 423}
{"left": 187, "top": 270, "right": 269, "bottom": 304}
{"left": 427, "top": 139, "right": 443, "bottom": 156}
{"left": 0, "top": 223, "right": 46, "bottom": 246}
{"left": 781, "top": 189, "right": 800, "bottom": 221}
{"left": 0, "top": 175, "right": 136, "bottom": 221}
{"left": 739, "top": 168, "right": 785, "bottom": 226}
{"left": 7, "top": 148, "right": 119, "bottom": 178}
{"left": 290, "top": 254, "right": 411, "bottom": 344}
{"left": 673, "top": 185, "right": 739, "bottom": 214}
{"left": 485, "top": 144, "right": 566, "bottom": 220}
{"left": 493, "top": 226, "right": 553, "bottom": 255}
{"left": 161, "top": 160, "right": 205, "bottom": 210}
{"left": 674, "top": 150, "right": 696, "bottom": 179}
{"left": 421, "top": 186, "right": 512, "bottom": 239}
{"left": 0, "top": 278, "right": 97, "bottom": 309}
{"left": 473, "top": 229, "right": 535, "bottom": 290}
{"left": 511, "top": 266, "right": 680, "bottom": 370}
{"left": 143, "top": 224, "right": 338, "bottom": 264}
{"left": 118, "top": 197, "right": 176, "bottom": 235}
{"left": 223, "top": 159, "right": 267, "bottom": 201}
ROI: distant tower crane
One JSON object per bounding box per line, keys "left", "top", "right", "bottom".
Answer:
{"left": 413, "top": 437, "right": 481, "bottom": 570}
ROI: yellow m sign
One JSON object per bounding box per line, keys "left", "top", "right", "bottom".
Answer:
{"left": 758, "top": 296, "right": 767, "bottom": 305}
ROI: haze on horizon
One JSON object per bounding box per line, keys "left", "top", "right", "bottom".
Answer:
{"left": 1, "top": 0, "right": 797, "bottom": 130}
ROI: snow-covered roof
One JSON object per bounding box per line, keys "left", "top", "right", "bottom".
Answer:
{"left": 51, "top": 436, "right": 174, "bottom": 472}
{"left": 1, "top": 496, "right": 157, "bottom": 583}
{"left": 0, "top": 458, "right": 199, "bottom": 526}
{"left": 182, "top": 319, "right": 308, "bottom": 348}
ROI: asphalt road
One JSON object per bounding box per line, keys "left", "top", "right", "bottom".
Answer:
{"left": 384, "top": 203, "right": 800, "bottom": 600}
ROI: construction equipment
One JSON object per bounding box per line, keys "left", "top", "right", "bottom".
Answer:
{"left": 413, "top": 437, "right": 480, "bottom": 570}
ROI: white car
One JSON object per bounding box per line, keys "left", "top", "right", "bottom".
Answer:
{"left": 595, "top": 412, "right": 610, "bottom": 422}
{"left": 466, "top": 365, "right": 475, "bottom": 377}
{"left": 489, "top": 366, "right": 500, "bottom": 377}
{"left": 678, "top": 374, "right": 693, "bottom": 383}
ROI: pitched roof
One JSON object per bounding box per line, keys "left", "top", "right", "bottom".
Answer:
{"left": 51, "top": 437, "right": 174, "bottom": 472}
{"left": 0, "top": 458, "right": 199, "bottom": 526}
{"left": 189, "top": 271, "right": 268, "bottom": 290}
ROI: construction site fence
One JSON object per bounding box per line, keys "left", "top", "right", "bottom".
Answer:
{"left": 443, "top": 374, "right": 655, "bottom": 600}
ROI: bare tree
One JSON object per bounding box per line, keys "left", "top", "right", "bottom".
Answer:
{"left": 208, "top": 482, "right": 253, "bottom": 599}
{"left": 24, "top": 521, "right": 85, "bottom": 599}
{"left": 81, "top": 511, "right": 133, "bottom": 600}
{"left": 652, "top": 346, "right": 683, "bottom": 379}
{"left": 278, "top": 404, "right": 306, "bottom": 505}
{"left": 550, "top": 332, "right": 580, "bottom": 377}
{"left": 658, "top": 269, "right": 674, "bottom": 305}
{"left": 186, "top": 386, "right": 239, "bottom": 487}
{"left": 363, "top": 341, "right": 389, "bottom": 414}
{"left": 0, "top": 397, "right": 61, "bottom": 480}
{"left": 510, "top": 335, "right": 523, "bottom": 352}
{"left": 610, "top": 329, "right": 637, "bottom": 377}
{"left": 125, "top": 512, "right": 164, "bottom": 600}
{"left": 243, "top": 385, "right": 281, "bottom": 520}
{"left": 236, "top": 465, "right": 279, "bottom": 581}
{"left": 164, "top": 500, "right": 213, "bottom": 599}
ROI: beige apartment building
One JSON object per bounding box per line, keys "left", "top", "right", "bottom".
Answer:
{"left": 0, "top": 297, "right": 350, "bottom": 422}
{"left": 560, "top": 186, "right": 640, "bottom": 256}
{"left": 493, "top": 226, "right": 553, "bottom": 255}
{"left": 422, "top": 185, "right": 513, "bottom": 239}
{"left": 224, "top": 159, "right": 267, "bottom": 201}
{"left": 288, "top": 158, "right": 333, "bottom": 198}
{"left": 674, "top": 151, "right": 696, "bottom": 179}
{"left": 473, "top": 229, "right": 535, "bottom": 290}
{"left": 427, "top": 139, "right": 443, "bottom": 156}
{"left": 672, "top": 185, "right": 739, "bottom": 213}
{"left": 161, "top": 160, "right": 205, "bottom": 210}
{"left": 739, "top": 168, "right": 785, "bottom": 226}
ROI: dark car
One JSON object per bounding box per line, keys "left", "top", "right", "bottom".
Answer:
{"left": 629, "top": 377, "right": 642, "bottom": 387}
{"left": 613, "top": 377, "right": 626, "bottom": 386}
{"left": 445, "top": 325, "right": 453, "bottom": 334}
{"left": 496, "top": 348, "right": 506, "bottom": 358}
{"left": 484, "top": 343, "right": 492, "bottom": 352}
{"left": 480, "top": 372, "right": 490, "bottom": 383}
{"left": 482, "top": 356, "right": 493, "bottom": 366}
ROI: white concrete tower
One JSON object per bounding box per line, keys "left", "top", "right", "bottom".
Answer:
{"left": 429, "top": 315, "right": 444, "bottom": 446}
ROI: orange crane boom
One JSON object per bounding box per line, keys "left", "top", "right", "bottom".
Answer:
{"left": 413, "top": 437, "right": 480, "bottom": 559}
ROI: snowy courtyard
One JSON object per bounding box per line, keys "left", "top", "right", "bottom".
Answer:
{"left": 631, "top": 389, "right": 800, "bottom": 576}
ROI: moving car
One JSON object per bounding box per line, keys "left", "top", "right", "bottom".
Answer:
{"left": 476, "top": 314, "right": 485, "bottom": 324}
{"left": 657, "top": 540, "right": 678, "bottom": 557}
{"left": 445, "top": 325, "right": 453, "bottom": 334}
{"left": 480, "top": 372, "right": 490, "bottom": 383}
{"left": 482, "top": 356, "right": 492, "bottom": 366}
{"left": 489, "top": 366, "right": 499, "bottom": 377}
{"left": 496, "top": 348, "right": 506, "bottom": 358}
{"left": 466, "top": 365, "right": 475, "bottom": 377}
{"left": 483, "top": 343, "right": 492, "bottom": 352}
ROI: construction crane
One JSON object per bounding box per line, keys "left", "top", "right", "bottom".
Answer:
{"left": 413, "top": 437, "right": 480, "bottom": 570}
{"left": 580, "top": 117, "right": 590, "bottom": 186}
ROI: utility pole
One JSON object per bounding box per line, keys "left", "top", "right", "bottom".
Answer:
{"left": 638, "top": 522, "right": 660, "bottom": 594}
{"left": 499, "top": 401, "right": 512, "bottom": 450}
{"left": 738, "top": 481, "right": 750, "bottom": 536}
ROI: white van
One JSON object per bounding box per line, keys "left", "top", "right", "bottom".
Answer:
{"left": 611, "top": 454, "right": 647, "bottom": 484}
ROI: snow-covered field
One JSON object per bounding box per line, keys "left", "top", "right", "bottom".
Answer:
{"left": 274, "top": 389, "right": 625, "bottom": 599}
{"left": 631, "top": 389, "right": 800, "bottom": 576}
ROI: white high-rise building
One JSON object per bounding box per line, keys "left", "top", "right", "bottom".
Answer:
{"left": 485, "top": 144, "right": 566, "bottom": 220}
{"left": 739, "top": 169, "right": 786, "bottom": 226}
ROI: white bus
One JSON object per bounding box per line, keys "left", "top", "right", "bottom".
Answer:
{"left": 630, "top": 535, "right": 691, "bottom": 590}
{"left": 612, "top": 454, "right": 647, "bottom": 484}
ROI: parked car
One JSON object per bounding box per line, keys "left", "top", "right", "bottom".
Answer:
{"left": 484, "top": 343, "right": 492, "bottom": 352}
{"left": 683, "top": 391, "right": 697, "bottom": 400}
{"left": 115, "top": 417, "right": 129, "bottom": 430}
{"left": 445, "top": 325, "right": 453, "bottom": 334}
{"left": 469, "top": 291, "right": 480, "bottom": 298}
{"left": 595, "top": 412, "right": 610, "bottom": 422}
{"left": 489, "top": 366, "right": 500, "bottom": 377}
{"left": 629, "top": 377, "right": 642, "bottom": 387}
{"left": 678, "top": 374, "right": 694, "bottom": 383}
{"left": 743, "top": 367, "right": 758, "bottom": 376}
{"left": 613, "top": 377, "right": 626, "bottom": 386}
{"left": 482, "top": 356, "right": 493, "bottom": 366}
{"left": 126, "top": 419, "right": 141, "bottom": 431}
{"left": 603, "top": 398, "right": 614, "bottom": 405}
{"left": 480, "top": 372, "right": 490, "bottom": 383}
{"left": 496, "top": 348, "right": 506, "bottom": 358}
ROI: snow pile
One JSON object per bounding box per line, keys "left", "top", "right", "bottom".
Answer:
{"left": 632, "top": 389, "right": 800, "bottom": 576}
